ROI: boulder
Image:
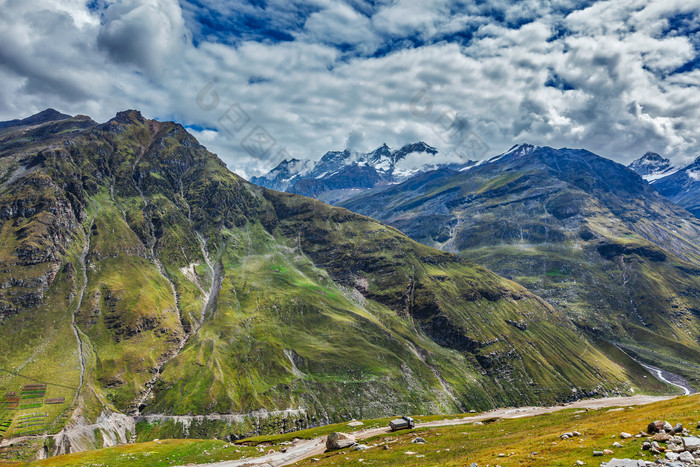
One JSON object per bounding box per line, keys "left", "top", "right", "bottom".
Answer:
{"left": 648, "top": 421, "right": 664, "bottom": 433}
{"left": 672, "top": 423, "right": 683, "bottom": 434}
{"left": 602, "top": 461, "right": 651, "bottom": 467}
{"left": 653, "top": 432, "right": 672, "bottom": 442}
{"left": 683, "top": 436, "right": 700, "bottom": 452}
{"left": 326, "top": 432, "right": 356, "bottom": 451}
{"left": 665, "top": 451, "right": 679, "bottom": 461}
{"left": 663, "top": 421, "right": 673, "bottom": 432}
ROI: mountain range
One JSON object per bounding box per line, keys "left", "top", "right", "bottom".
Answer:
{"left": 250, "top": 142, "right": 475, "bottom": 204}
{"left": 329, "top": 144, "right": 700, "bottom": 390}
{"left": 0, "top": 110, "right": 667, "bottom": 460}
{"left": 627, "top": 152, "right": 700, "bottom": 218}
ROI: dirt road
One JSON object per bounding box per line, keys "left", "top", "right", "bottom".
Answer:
{"left": 186, "top": 394, "right": 674, "bottom": 467}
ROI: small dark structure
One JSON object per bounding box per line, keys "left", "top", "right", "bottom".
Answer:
{"left": 389, "top": 416, "right": 415, "bottom": 431}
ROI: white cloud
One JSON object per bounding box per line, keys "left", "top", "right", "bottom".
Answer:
{"left": 97, "top": 0, "right": 188, "bottom": 76}
{"left": 0, "top": 0, "right": 699, "bottom": 178}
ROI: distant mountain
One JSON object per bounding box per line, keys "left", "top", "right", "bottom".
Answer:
{"left": 0, "top": 108, "right": 72, "bottom": 130}
{"left": 653, "top": 156, "right": 700, "bottom": 218}
{"left": 250, "top": 142, "right": 476, "bottom": 203}
{"left": 628, "top": 152, "right": 678, "bottom": 181}
{"left": 339, "top": 144, "right": 700, "bottom": 388}
{"left": 0, "top": 116, "right": 654, "bottom": 460}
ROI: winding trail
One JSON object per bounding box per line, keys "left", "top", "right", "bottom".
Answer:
{"left": 186, "top": 395, "right": 674, "bottom": 467}
{"left": 69, "top": 219, "right": 93, "bottom": 408}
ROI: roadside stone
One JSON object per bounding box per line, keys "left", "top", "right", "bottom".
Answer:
{"left": 326, "top": 432, "right": 356, "bottom": 451}
{"left": 473, "top": 421, "right": 483, "bottom": 426}
{"left": 411, "top": 437, "right": 426, "bottom": 444}
{"left": 621, "top": 432, "right": 632, "bottom": 439}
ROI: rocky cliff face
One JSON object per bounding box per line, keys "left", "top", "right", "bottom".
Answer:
{"left": 0, "top": 114, "right": 665, "bottom": 461}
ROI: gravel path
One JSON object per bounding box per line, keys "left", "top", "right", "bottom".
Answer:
{"left": 185, "top": 394, "right": 675, "bottom": 467}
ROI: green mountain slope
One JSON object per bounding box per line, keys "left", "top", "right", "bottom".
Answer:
{"left": 0, "top": 117, "right": 664, "bottom": 460}
{"left": 340, "top": 144, "right": 700, "bottom": 390}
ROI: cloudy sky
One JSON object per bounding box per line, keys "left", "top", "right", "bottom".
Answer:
{"left": 0, "top": 0, "right": 699, "bottom": 178}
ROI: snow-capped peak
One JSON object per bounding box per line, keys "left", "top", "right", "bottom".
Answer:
{"left": 488, "top": 143, "right": 538, "bottom": 163}
{"left": 628, "top": 152, "right": 678, "bottom": 182}
{"left": 249, "top": 141, "right": 472, "bottom": 197}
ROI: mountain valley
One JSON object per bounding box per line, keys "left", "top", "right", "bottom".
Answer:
{"left": 0, "top": 112, "right": 672, "bottom": 462}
